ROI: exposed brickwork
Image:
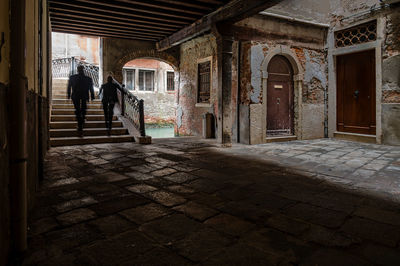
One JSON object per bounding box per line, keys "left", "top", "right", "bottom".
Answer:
{"left": 177, "top": 35, "right": 218, "bottom": 136}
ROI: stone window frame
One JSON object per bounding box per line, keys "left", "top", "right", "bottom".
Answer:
{"left": 122, "top": 68, "right": 136, "bottom": 91}
{"left": 195, "top": 56, "right": 213, "bottom": 108}
{"left": 166, "top": 71, "right": 175, "bottom": 92}
{"left": 138, "top": 68, "right": 156, "bottom": 92}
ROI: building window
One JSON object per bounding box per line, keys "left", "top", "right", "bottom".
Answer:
{"left": 198, "top": 61, "right": 211, "bottom": 103}
{"left": 335, "top": 21, "right": 377, "bottom": 48}
{"left": 123, "top": 69, "right": 135, "bottom": 90}
{"left": 167, "top": 71, "right": 174, "bottom": 91}
{"left": 139, "top": 70, "right": 154, "bottom": 91}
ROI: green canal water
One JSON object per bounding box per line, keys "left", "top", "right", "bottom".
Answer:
{"left": 145, "top": 124, "right": 175, "bottom": 138}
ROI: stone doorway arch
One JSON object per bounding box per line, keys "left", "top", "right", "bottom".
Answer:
{"left": 260, "top": 45, "right": 304, "bottom": 141}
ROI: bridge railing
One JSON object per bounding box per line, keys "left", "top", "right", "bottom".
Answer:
{"left": 52, "top": 57, "right": 100, "bottom": 88}
{"left": 113, "top": 78, "right": 146, "bottom": 137}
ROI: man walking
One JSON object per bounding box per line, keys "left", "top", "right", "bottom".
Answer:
{"left": 99, "top": 76, "right": 120, "bottom": 135}
{"left": 67, "top": 65, "right": 95, "bottom": 135}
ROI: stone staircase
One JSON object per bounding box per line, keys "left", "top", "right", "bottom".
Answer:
{"left": 50, "top": 79, "right": 134, "bottom": 147}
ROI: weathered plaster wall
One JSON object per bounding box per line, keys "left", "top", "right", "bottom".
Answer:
{"left": 52, "top": 33, "right": 100, "bottom": 64}
{"left": 177, "top": 35, "right": 218, "bottom": 136}
{"left": 265, "top": 0, "right": 330, "bottom": 24}
{"left": 237, "top": 15, "right": 327, "bottom": 144}
{"left": 382, "top": 7, "right": 400, "bottom": 144}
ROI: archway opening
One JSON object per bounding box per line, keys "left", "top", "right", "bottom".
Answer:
{"left": 266, "top": 55, "right": 294, "bottom": 137}
{"left": 122, "top": 58, "right": 177, "bottom": 138}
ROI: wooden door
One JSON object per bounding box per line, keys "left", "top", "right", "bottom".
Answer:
{"left": 267, "top": 55, "right": 294, "bottom": 136}
{"left": 337, "top": 50, "right": 376, "bottom": 135}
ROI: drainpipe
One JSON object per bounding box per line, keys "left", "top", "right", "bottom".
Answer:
{"left": 9, "top": 0, "right": 28, "bottom": 253}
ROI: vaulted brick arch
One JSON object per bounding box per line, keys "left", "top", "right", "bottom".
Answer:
{"left": 111, "top": 49, "right": 179, "bottom": 83}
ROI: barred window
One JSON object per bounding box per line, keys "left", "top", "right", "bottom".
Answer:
{"left": 167, "top": 71, "right": 174, "bottom": 91}
{"left": 198, "top": 61, "right": 211, "bottom": 103}
{"left": 123, "top": 69, "right": 135, "bottom": 90}
{"left": 335, "top": 21, "right": 377, "bottom": 48}
{"left": 138, "top": 70, "right": 154, "bottom": 91}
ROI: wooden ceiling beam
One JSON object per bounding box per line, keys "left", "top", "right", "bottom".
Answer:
{"left": 51, "top": 20, "right": 166, "bottom": 38}
{"left": 48, "top": 5, "right": 189, "bottom": 27}
{"left": 157, "top": 0, "right": 282, "bottom": 50}
{"left": 51, "top": 25, "right": 160, "bottom": 41}
{"left": 153, "top": 0, "right": 214, "bottom": 11}
{"left": 52, "top": 27, "right": 157, "bottom": 41}
{"left": 50, "top": 15, "right": 175, "bottom": 35}
{"left": 112, "top": 0, "right": 205, "bottom": 16}
{"left": 49, "top": 0, "right": 196, "bottom": 22}
{"left": 49, "top": 10, "right": 181, "bottom": 31}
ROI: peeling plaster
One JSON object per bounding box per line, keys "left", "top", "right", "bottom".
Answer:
{"left": 250, "top": 44, "right": 265, "bottom": 103}
{"left": 304, "top": 50, "right": 327, "bottom": 88}
{"left": 176, "top": 106, "right": 183, "bottom": 128}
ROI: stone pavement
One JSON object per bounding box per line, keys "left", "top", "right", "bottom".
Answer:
{"left": 22, "top": 138, "right": 400, "bottom": 265}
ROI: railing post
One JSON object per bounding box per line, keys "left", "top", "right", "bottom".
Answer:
{"left": 71, "top": 56, "right": 75, "bottom": 75}
{"left": 139, "top": 99, "right": 146, "bottom": 137}
{"left": 121, "top": 85, "right": 125, "bottom": 116}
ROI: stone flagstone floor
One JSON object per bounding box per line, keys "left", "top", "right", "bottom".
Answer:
{"left": 22, "top": 138, "right": 400, "bottom": 265}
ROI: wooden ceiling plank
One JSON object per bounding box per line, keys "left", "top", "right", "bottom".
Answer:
{"left": 52, "top": 25, "right": 160, "bottom": 41}
{"left": 51, "top": 20, "right": 166, "bottom": 38}
{"left": 49, "top": 3, "right": 190, "bottom": 25}
{"left": 113, "top": 0, "right": 205, "bottom": 16}
{"left": 50, "top": 0, "right": 196, "bottom": 22}
{"left": 153, "top": 0, "right": 214, "bottom": 11}
{"left": 50, "top": 15, "right": 174, "bottom": 34}
{"left": 52, "top": 28, "right": 157, "bottom": 41}
{"left": 49, "top": 10, "right": 181, "bottom": 31}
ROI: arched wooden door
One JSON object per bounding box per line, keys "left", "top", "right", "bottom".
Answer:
{"left": 267, "top": 55, "right": 294, "bottom": 136}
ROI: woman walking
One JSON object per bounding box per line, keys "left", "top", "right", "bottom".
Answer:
{"left": 99, "top": 76, "right": 120, "bottom": 135}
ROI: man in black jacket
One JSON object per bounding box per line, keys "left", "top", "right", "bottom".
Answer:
{"left": 99, "top": 76, "right": 120, "bottom": 134}
{"left": 67, "top": 65, "right": 95, "bottom": 134}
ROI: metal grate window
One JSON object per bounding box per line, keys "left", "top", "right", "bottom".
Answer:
{"left": 124, "top": 69, "right": 135, "bottom": 90}
{"left": 198, "top": 61, "right": 211, "bottom": 103}
{"left": 167, "top": 71, "right": 175, "bottom": 91}
{"left": 138, "top": 70, "right": 154, "bottom": 91}
{"left": 335, "top": 21, "right": 377, "bottom": 48}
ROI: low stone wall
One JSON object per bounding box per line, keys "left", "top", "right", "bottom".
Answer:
{"left": 135, "top": 91, "right": 176, "bottom": 124}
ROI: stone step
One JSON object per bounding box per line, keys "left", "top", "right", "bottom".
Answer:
{"left": 51, "top": 95, "right": 101, "bottom": 100}
{"left": 50, "top": 121, "right": 123, "bottom": 129}
{"left": 51, "top": 115, "right": 117, "bottom": 122}
{"left": 52, "top": 103, "right": 103, "bottom": 109}
{"left": 50, "top": 135, "right": 135, "bottom": 147}
{"left": 52, "top": 109, "right": 104, "bottom": 115}
{"left": 52, "top": 99, "right": 102, "bottom": 104}
{"left": 50, "top": 128, "right": 128, "bottom": 137}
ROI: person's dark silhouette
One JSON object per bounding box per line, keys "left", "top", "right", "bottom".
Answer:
{"left": 67, "top": 65, "right": 95, "bottom": 135}
{"left": 99, "top": 76, "right": 120, "bottom": 135}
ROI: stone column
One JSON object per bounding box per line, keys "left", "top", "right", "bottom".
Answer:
{"left": 216, "top": 35, "right": 234, "bottom": 146}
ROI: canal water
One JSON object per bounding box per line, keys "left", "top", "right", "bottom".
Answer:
{"left": 145, "top": 124, "right": 175, "bottom": 138}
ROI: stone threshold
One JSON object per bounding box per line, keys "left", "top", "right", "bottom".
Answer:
{"left": 265, "top": 135, "right": 297, "bottom": 143}
{"left": 334, "top": 131, "right": 376, "bottom": 144}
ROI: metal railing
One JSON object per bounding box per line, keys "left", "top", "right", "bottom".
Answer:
{"left": 113, "top": 78, "right": 146, "bottom": 137}
{"left": 52, "top": 57, "right": 100, "bottom": 88}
